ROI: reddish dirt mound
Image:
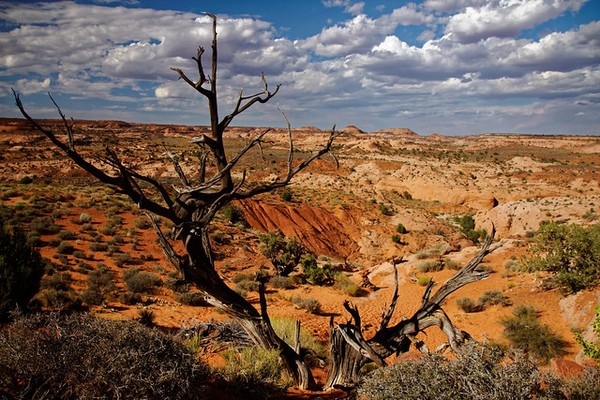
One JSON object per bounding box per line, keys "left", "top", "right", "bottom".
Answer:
{"left": 240, "top": 199, "right": 359, "bottom": 259}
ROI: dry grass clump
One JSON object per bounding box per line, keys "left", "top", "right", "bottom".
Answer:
{"left": 0, "top": 313, "right": 210, "bottom": 399}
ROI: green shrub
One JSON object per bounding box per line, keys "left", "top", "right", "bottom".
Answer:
{"left": 0, "top": 313, "right": 209, "bottom": 399}
{"left": 280, "top": 190, "right": 292, "bottom": 202}
{"left": 78, "top": 213, "right": 92, "bottom": 224}
{"left": 113, "top": 252, "right": 134, "bottom": 267}
{"left": 416, "top": 276, "right": 431, "bottom": 286}
{"left": 301, "top": 254, "right": 334, "bottom": 285}
{"left": 120, "top": 291, "right": 142, "bottom": 305}
{"left": 395, "top": 223, "right": 408, "bottom": 234}
{"left": 453, "top": 214, "right": 487, "bottom": 243}
{"left": 259, "top": 231, "right": 307, "bottom": 277}
{"left": 379, "top": 203, "right": 393, "bottom": 216}
{"left": 0, "top": 221, "right": 45, "bottom": 320}
{"left": 500, "top": 305, "right": 568, "bottom": 364}
{"left": 81, "top": 265, "right": 115, "bottom": 305}
{"left": 123, "top": 269, "right": 161, "bottom": 294}
{"left": 221, "top": 204, "right": 246, "bottom": 225}
{"left": 232, "top": 272, "right": 260, "bottom": 294}
{"left": 358, "top": 344, "right": 542, "bottom": 400}
{"left": 523, "top": 222, "right": 600, "bottom": 294}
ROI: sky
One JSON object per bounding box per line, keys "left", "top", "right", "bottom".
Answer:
{"left": 0, "top": 0, "right": 599, "bottom": 135}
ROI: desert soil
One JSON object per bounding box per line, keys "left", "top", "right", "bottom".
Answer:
{"left": 1, "top": 117, "right": 599, "bottom": 396}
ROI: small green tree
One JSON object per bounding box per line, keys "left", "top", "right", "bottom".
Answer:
{"left": 453, "top": 214, "right": 487, "bottom": 243}
{"left": 524, "top": 222, "right": 600, "bottom": 293}
{"left": 0, "top": 219, "right": 45, "bottom": 320}
{"left": 259, "top": 231, "right": 307, "bottom": 277}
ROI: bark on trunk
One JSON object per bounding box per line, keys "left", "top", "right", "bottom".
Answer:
{"left": 180, "top": 229, "right": 315, "bottom": 389}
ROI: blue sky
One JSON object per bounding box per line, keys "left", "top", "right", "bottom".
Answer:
{"left": 1, "top": 0, "right": 599, "bottom": 135}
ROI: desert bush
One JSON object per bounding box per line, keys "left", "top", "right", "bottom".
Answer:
{"left": 123, "top": 269, "right": 161, "bottom": 294}
{"left": 133, "top": 217, "right": 151, "bottom": 230}
{"left": 358, "top": 344, "right": 543, "bottom": 400}
{"left": 18, "top": 176, "right": 33, "bottom": 184}
{"left": 58, "top": 229, "right": 76, "bottom": 240}
{"left": 555, "top": 367, "right": 600, "bottom": 399}
{"left": 291, "top": 296, "right": 321, "bottom": 314}
{"left": 218, "top": 346, "right": 286, "bottom": 399}
{"left": 417, "top": 259, "right": 443, "bottom": 273}
{"left": 415, "top": 244, "right": 451, "bottom": 260}
{"left": 453, "top": 214, "right": 487, "bottom": 243}
{"left": 81, "top": 265, "right": 115, "bottom": 305}
{"left": 0, "top": 221, "right": 45, "bottom": 320}
{"left": 504, "top": 257, "right": 521, "bottom": 272}
{"left": 269, "top": 275, "right": 295, "bottom": 289}
{"left": 443, "top": 258, "right": 462, "bottom": 270}
{"left": 113, "top": 252, "right": 134, "bottom": 267}
{"left": 260, "top": 231, "right": 307, "bottom": 277}
{"left": 280, "top": 189, "right": 292, "bottom": 202}
{"left": 220, "top": 204, "right": 246, "bottom": 226}
{"left": 523, "top": 222, "right": 600, "bottom": 294}
{"left": 479, "top": 290, "right": 511, "bottom": 307}
{"left": 0, "top": 313, "right": 209, "bottom": 399}
{"left": 301, "top": 254, "right": 334, "bottom": 285}
{"left": 176, "top": 292, "right": 208, "bottom": 306}
{"left": 78, "top": 212, "right": 92, "bottom": 224}
{"left": 395, "top": 223, "right": 408, "bottom": 234}
{"left": 30, "top": 216, "right": 61, "bottom": 235}
{"left": 120, "top": 291, "right": 142, "bottom": 305}
{"left": 379, "top": 203, "right": 393, "bottom": 216}
{"left": 89, "top": 241, "right": 108, "bottom": 252}
{"left": 416, "top": 276, "right": 431, "bottom": 286}
{"left": 36, "top": 272, "right": 79, "bottom": 309}
{"left": 501, "top": 305, "right": 568, "bottom": 364}
{"left": 56, "top": 241, "right": 74, "bottom": 255}
{"left": 333, "top": 273, "right": 361, "bottom": 296}
{"left": 232, "top": 272, "right": 260, "bottom": 294}
{"left": 456, "top": 297, "right": 484, "bottom": 313}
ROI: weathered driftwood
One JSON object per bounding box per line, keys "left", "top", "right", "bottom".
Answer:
{"left": 326, "top": 230, "right": 498, "bottom": 390}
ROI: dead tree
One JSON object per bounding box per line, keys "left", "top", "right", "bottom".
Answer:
{"left": 325, "top": 230, "right": 498, "bottom": 390}
{"left": 13, "top": 13, "right": 336, "bottom": 389}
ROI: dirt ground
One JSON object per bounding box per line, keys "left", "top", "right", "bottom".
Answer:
{"left": 1, "top": 117, "right": 599, "bottom": 396}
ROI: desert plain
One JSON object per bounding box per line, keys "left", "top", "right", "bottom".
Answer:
{"left": 1, "top": 117, "right": 599, "bottom": 393}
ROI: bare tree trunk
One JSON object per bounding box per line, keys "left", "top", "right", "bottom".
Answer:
{"left": 325, "top": 230, "right": 498, "bottom": 390}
